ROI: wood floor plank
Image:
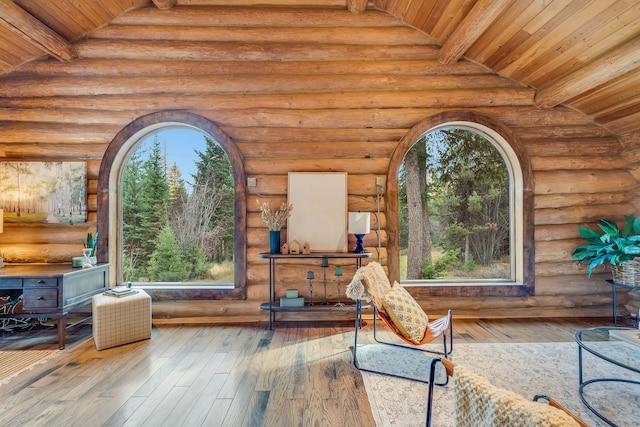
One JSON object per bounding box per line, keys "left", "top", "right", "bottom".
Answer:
{"left": 254, "top": 327, "right": 282, "bottom": 392}
{"left": 220, "top": 339, "right": 268, "bottom": 425}
{"left": 241, "top": 390, "right": 270, "bottom": 427}
{"left": 0, "top": 317, "right": 614, "bottom": 426}
{"left": 205, "top": 398, "right": 233, "bottom": 426}
{"left": 180, "top": 372, "right": 229, "bottom": 426}
{"left": 161, "top": 352, "right": 227, "bottom": 426}
{"left": 102, "top": 396, "right": 146, "bottom": 427}
{"left": 140, "top": 386, "right": 189, "bottom": 427}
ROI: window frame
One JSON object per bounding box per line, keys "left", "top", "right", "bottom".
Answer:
{"left": 386, "top": 111, "right": 534, "bottom": 298}
{"left": 97, "top": 111, "right": 247, "bottom": 300}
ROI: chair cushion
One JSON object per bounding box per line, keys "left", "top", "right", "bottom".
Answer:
{"left": 381, "top": 281, "right": 428, "bottom": 344}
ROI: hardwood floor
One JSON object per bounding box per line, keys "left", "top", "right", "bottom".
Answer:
{"left": 0, "top": 316, "right": 621, "bottom": 426}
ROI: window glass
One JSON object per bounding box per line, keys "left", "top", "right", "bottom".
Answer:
{"left": 122, "top": 129, "right": 235, "bottom": 286}
{"left": 399, "top": 128, "right": 511, "bottom": 282}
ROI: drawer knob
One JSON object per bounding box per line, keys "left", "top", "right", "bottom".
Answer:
{"left": 37, "top": 280, "right": 45, "bottom": 284}
{"left": 37, "top": 296, "right": 44, "bottom": 300}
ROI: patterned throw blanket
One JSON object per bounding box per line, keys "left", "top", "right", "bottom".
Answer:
{"left": 453, "top": 365, "right": 580, "bottom": 427}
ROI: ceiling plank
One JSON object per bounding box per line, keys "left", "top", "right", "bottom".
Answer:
{"left": 152, "top": 0, "right": 177, "bottom": 9}
{"left": 535, "top": 34, "right": 640, "bottom": 109}
{"left": 438, "top": 0, "right": 511, "bottom": 65}
{"left": 347, "top": 0, "right": 369, "bottom": 13}
{"left": 0, "top": 0, "right": 77, "bottom": 62}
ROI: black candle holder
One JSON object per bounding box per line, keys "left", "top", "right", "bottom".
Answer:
{"left": 321, "top": 257, "right": 329, "bottom": 305}
{"left": 306, "top": 271, "right": 314, "bottom": 306}
{"left": 335, "top": 266, "right": 344, "bottom": 306}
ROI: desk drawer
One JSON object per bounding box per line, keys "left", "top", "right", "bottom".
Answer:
{"left": 23, "top": 288, "right": 58, "bottom": 309}
{"left": 24, "top": 277, "right": 58, "bottom": 287}
{"left": 0, "top": 278, "right": 22, "bottom": 289}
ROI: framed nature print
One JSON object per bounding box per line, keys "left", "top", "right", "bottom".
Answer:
{"left": 287, "top": 172, "right": 347, "bottom": 252}
{"left": 0, "top": 161, "right": 87, "bottom": 224}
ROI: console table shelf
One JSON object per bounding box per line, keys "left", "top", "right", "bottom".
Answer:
{"left": 259, "top": 302, "right": 362, "bottom": 313}
{"left": 258, "top": 252, "right": 371, "bottom": 329}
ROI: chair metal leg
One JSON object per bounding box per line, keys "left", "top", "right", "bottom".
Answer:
{"left": 425, "top": 356, "right": 443, "bottom": 427}
{"left": 353, "top": 299, "right": 449, "bottom": 386}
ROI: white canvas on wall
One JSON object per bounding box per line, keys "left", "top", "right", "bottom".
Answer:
{"left": 287, "top": 172, "right": 347, "bottom": 252}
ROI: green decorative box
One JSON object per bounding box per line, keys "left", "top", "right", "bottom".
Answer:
{"left": 280, "top": 297, "right": 304, "bottom": 307}
{"left": 285, "top": 289, "right": 298, "bottom": 299}
{"left": 72, "top": 256, "right": 84, "bottom": 268}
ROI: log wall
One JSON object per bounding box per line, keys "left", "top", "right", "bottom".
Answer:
{"left": 0, "top": 4, "right": 634, "bottom": 320}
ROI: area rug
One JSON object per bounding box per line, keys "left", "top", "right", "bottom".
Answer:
{"left": 358, "top": 342, "right": 640, "bottom": 427}
{"left": 0, "top": 350, "right": 59, "bottom": 386}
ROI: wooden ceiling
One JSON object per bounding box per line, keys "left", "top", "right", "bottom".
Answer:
{"left": 0, "top": 0, "right": 639, "bottom": 142}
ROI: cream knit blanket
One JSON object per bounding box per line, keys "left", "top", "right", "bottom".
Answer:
{"left": 346, "top": 261, "right": 392, "bottom": 310}
{"left": 453, "top": 365, "right": 580, "bottom": 427}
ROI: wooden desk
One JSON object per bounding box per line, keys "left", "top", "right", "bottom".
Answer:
{"left": 0, "top": 264, "right": 109, "bottom": 349}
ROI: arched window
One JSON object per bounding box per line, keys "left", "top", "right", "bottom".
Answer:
{"left": 387, "top": 112, "right": 533, "bottom": 297}
{"left": 97, "top": 111, "right": 247, "bottom": 299}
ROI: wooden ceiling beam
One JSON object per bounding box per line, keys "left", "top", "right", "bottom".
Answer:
{"left": 0, "top": 0, "right": 77, "bottom": 62}
{"left": 347, "top": 0, "right": 368, "bottom": 13}
{"left": 535, "top": 34, "right": 640, "bottom": 109}
{"left": 152, "top": 0, "right": 177, "bottom": 10}
{"left": 438, "top": 0, "right": 511, "bottom": 65}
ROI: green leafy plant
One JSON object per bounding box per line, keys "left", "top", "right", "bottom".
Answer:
{"left": 421, "top": 249, "right": 462, "bottom": 279}
{"left": 82, "top": 232, "right": 98, "bottom": 257}
{"left": 572, "top": 214, "right": 640, "bottom": 277}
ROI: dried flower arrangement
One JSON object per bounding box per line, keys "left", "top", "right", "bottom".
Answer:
{"left": 259, "top": 201, "right": 293, "bottom": 231}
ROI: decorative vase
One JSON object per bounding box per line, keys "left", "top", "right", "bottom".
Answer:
{"left": 269, "top": 230, "right": 281, "bottom": 254}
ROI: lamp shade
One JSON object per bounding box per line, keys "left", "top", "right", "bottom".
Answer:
{"left": 348, "top": 212, "right": 370, "bottom": 234}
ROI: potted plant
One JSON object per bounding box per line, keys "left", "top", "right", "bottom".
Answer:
{"left": 572, "top": 214, "right": 640, "bottom": 280}
{"left": 259, "top": 201, "right": 293, "bottom": 254}
{"left": 82, "top": 232, "right": 98, "bottom": 265}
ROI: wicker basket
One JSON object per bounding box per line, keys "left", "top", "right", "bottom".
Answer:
{"left": 611, "top": 259, "right": 640, "bottom": 286}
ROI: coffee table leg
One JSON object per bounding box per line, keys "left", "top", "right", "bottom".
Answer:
{"left": 612, "top": 283, "right": 617, "bottom": 326}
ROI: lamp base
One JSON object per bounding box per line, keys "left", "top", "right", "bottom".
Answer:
{"left": 354, "top": 234, "right": 365, "bottom": 253}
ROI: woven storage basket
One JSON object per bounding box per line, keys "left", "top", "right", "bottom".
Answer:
{"left": 612, "top": 259, "right": 640, "bottom": 286}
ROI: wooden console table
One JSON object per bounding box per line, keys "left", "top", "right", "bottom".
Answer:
{"left": 258, "top": 252, "right": 371, "bottom": 329}
{"left": 0, "top": 263, "right": 109, "bottom": 349}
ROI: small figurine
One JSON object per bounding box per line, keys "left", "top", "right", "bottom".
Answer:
{"left": 280, "top": 242, "right": 289, "bottom": 255}
{"left": 302, "top": 242, "right": 311, "bottom": 254}
{"left": 289, "top": 240, "right": 300, "bottom": 254}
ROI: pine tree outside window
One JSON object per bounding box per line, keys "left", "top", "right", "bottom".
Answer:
{"left": 121, "top": 130, "right": 235, "bottom": 287}
{"left": 399, "top": 128, "right": 511, "bottom": 283}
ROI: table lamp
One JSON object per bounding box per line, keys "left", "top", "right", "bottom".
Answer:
{"left": 348, "top": 211, "right": 370, "bottom": 254}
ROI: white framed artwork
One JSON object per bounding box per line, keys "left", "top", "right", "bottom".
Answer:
{"left": 287, "top": 172, "right": 347, "bottom": 252}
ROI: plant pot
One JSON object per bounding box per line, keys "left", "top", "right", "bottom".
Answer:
{"left": 269, "top": 230, "right": 281, "bottom": 254}
{"left": 612, "top": 259, "right": 640, "bottom": 286}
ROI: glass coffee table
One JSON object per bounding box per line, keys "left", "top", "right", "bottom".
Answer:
{"left": 575, "top": 327, "right": 640, "bottom": 426}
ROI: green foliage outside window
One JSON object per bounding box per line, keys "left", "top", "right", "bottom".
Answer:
{"left": 122, "top": 133, "right": 235, "bottom": 284}
{"left": 399, "top": 129, "right": 510, "bottom": 281}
